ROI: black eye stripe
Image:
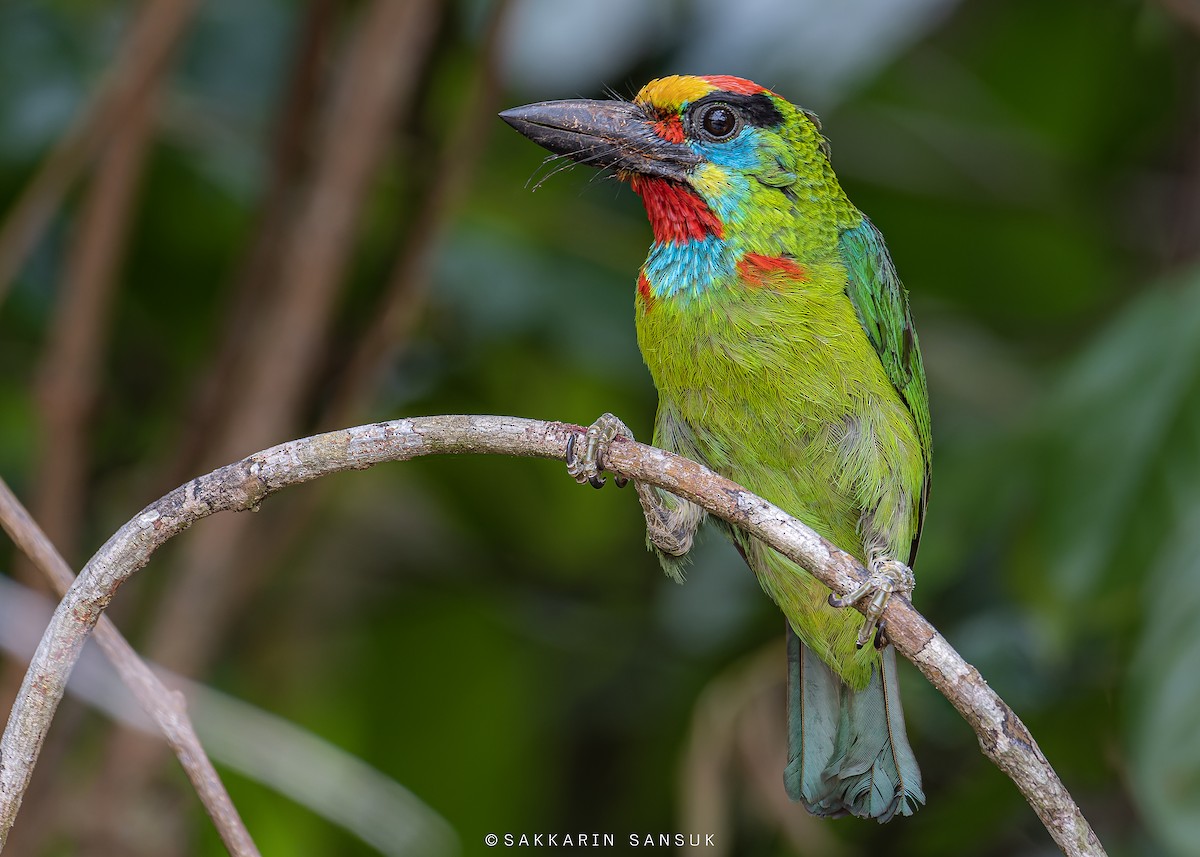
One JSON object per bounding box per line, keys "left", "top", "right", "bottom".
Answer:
{"left": 690, "top": 92, "right": 783, "bottom": 129}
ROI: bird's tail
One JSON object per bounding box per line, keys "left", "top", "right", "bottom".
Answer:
{"left": 784, "top": 624, "right": 924, "bottom": 822}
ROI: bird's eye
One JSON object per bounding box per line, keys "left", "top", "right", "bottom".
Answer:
{"left": 696, "top": 103, "right": 740, "bottom": 142}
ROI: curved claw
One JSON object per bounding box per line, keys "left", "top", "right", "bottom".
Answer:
{"left": 565, "top": 434, "right": 585, "bottom": 484}
{"left": 873, "top": 620, "right": 889, "bottom": 650}
{"left": 594, "top": 441, "right": 628, "bottom": 488}
{"left": 565, "top": 431, "right": 595, "bottom": 486}
{"left": 827, "top": 559, "right": 914, "bottom": 649}
{"left": 590, "top": 435, "right": 608, "bottom": 488}
{"left": 828, "top": 580, "right": 872, "bottom": 610}
{"left": 564, "top": 413, "right": 632, "bottom": 489}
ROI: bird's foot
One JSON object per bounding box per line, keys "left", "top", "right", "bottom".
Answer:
{"left": 565, "top": 412, "right": 631, "bottom": 489}
{"left": 827, "top": 558, "right": 915, "bottom": 649}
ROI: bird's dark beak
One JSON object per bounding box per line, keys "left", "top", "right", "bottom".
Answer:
{"left": 500, "top": 99, "right": 700, "bottom": 181}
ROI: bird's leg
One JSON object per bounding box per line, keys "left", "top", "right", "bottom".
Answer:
{"left": 636, "top": 485, "right": 704, "bottom": 557}
{"left": 827, "top": 549, "right": 915, "bottom": 650}
{"left": 565, "top": 413, "right": 703, "bottom": 557}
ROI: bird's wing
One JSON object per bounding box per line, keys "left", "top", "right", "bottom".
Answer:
{"left": 838, "top": 217, "right": 931, "bottom": 565}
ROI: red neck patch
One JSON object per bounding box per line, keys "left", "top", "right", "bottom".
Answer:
{"left": 636, "top": 272, "right": 656, "bottom": 311}
{"left": 738, "top": 253, "right": 808, "bottom": 288}
{"left": 629, "top": 176, "right": 723, "bottom": 244}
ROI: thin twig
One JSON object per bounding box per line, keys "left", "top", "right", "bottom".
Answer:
{"left": 4, "top": 10, "right": 194, "bottom": 843}
{"left": 0, "top": 478, "right": 259, "bottom": 856}
{"left": 84, "top": 0, "right": 437, "bottom": 835}
{"left": 25, "top": 42, "right": 162, "bottom": 572}
{"left": 0, "top": 416, "right": 1106, "bottom": 856}
{"left": 323, "top": 0, "right": 513, "bottom": 427}
{"left": 165, "top": 0, "right": 343, "bottom": 488}
{"left": 0, "top": 577, "right": 457, "bottom": 857}
{"left": 79, "top": 3, "right": 346, "bottom": 839}
{"left": 238, "top": 0, "right": 513, "bottom": 678}
{"left": 6, "top": 74, "right": 159, "bottom": 832}
{"left": 143, "top": 0, "right": 442, "bottom": 681}
{"left": 0, "top": 0, "right": 199, "bottom": 308}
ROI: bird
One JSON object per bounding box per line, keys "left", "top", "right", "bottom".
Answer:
{"left": 500, "top": 74, "right": 929, "bottom": 822}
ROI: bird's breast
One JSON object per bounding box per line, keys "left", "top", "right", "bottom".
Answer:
{"left": 634, "top": 254, "right": 905, "bottom": 468}
{"left": 636, "top": 254, "right": 866, "bottom": 405}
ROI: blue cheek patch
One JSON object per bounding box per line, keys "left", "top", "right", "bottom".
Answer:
{"left": 686, "top": 133, "right": 763, "bottom": 228}
{"left": 694, "top": 129, "right": 764, "bottom": 173}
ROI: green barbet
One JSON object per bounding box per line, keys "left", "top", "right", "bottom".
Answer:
{"left": 501, "top": 74, "right": 928, "bottom": 821}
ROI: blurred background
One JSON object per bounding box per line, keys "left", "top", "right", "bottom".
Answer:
{"left": 0, "top": 0, "right": 1197, "bottom": 854}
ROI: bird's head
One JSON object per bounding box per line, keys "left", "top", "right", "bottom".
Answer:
{"left": 500, "top": 75, "right": 835, "bottom": 247}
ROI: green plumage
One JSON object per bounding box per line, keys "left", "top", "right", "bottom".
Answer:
{"left": 639, "top": 246, "right": 920, "bottom": 683}
{"left": 503, "top": 73, "right": 929, "bottom": 821}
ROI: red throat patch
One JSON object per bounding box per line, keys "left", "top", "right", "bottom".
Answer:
{"left": 629, "top": 176, "right": 723, "bottom": 244}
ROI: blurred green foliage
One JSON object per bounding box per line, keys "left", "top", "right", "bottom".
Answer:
{"left": 1, "top": 1, "right": 1199, "bottom": 856}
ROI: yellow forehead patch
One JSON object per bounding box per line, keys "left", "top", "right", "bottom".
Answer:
{"left": 635, "top": 75, "right": 714, "bottom": 112}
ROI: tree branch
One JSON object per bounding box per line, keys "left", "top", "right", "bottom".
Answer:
{"left": 25, "top": 32, "right": 163, "bottom": 575}
{"left": 143, "top": 0, "right": 442, "bottom": 681}
{"left": 0, "top": 576, "right": 455, "bottom": 857}
{"left": 323, "top": 0, "right": 513, "bottom": 427}
{"left": 163, "top": 0, "right": 342, "bottom": 489}
{"left": 0, "top": 416, "right": 1106, "bottom": 856}
{"left": 0, "top": 479, "right": 259, "bottom": 856}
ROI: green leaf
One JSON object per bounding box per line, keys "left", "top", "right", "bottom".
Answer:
{"left": 1030, "top": 267, "right": 1200, "bottom": 614}
{"left": 1129, "top": 520, "right": 1200, "bottom": 857}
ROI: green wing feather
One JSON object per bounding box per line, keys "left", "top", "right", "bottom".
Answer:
{"left": 838, "top": 217, "right": 931, "bottom": 565}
